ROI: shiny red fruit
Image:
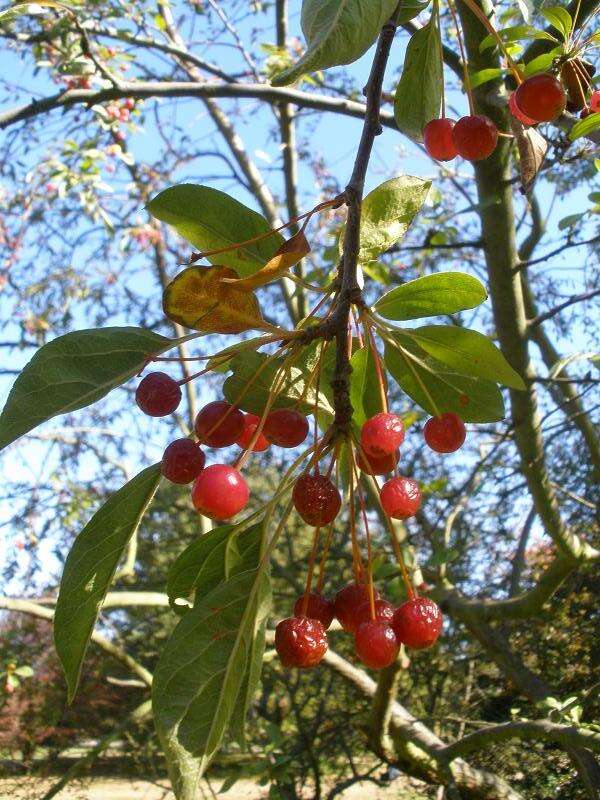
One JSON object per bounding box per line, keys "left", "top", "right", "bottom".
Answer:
{"left": 292, "top": 474, "right": 341, "bottom": 527}
{"left": 423, "top": 117, "right": 458, "bottom": 161}
{"left": 380, "top": 476, "right": 422, "bottom": 519}
{"left": 590, "top": 90, "right": 600, "bottom": 112}
{"left": 161, "top": 439, "right": 205, "bottom": 484}
{"left": 452, "top": 115, "right": 498, "bottom": 161}
{"left": 423, "top": 413, "right": 466, "bottom": 453}
{"left": 514, "top": 74, "right": 567, "bottom": 122}
{"left": 392, "top": 597, "right": 442, "bottom": 649}
{"left": 508, "top": 91, "right": 536, "bottom": 126}
{"left": 275, "top": 617, "right": 328, "bottom": 668}
{"left": 293, "top": 592, "right": 335, "bottom": 629}
{"left": 263, "top": 408, "right": 309, "bottom": 448}
{"left": 235, "top": 413, "right": 270, "bottom": 452}
{"left": 334, "top": 583, "right": 380, "bottom": 633}
{"left": 357, "top": 449, "right": 399, "bottom": 476}
{"left": 194, "top": 401, "right": 244, "bottom": 448}
{"left": 360, "top": 412, "right": 405, "bottom": 458}
{"left": 353, "top": 598, "right": 395, "bottom": 629}
{"left": 191, "top": 464, "right": 249, "bottom": 520}
{"left": 135, "top": 372, "right": 181, "bottom": 417}
{"left": 355, "top": 621, "right": 399, "bottom": 669}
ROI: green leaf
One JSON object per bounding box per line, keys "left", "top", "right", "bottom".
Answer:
{"left": 271, "top": 0, "right": 399, "bottom": 86}
{"left": 351, "top": 176, "right": 431, "bottom": 263}
{"left": 54, "top": 464, "right": 162, "bottom": 701}
{"left": 569, "top": 112, "right": 600, "bottom": 142}
{"left": 523, "top": 48, "right": 563, "bottom": 77}
{"left": 374, "top": 272, "right": 487, "bottom": 321}
{"left": 349, "top": 346, "right": 384, "bottom": 427}
{"left": 405, "top": 325, "right": 526, "bottom": 390}
{"left": 167, "top": 525, "right": 235, "bottom": 611}
{"left": 384, "top": 339, "right": 505, "bottom": 422}
{"left": 0, "top": 328, "right": 182, "bottom": 453}
{"left": 147, "top": 185, "right": 284, "bottom": 278}
{"left": 541, "top": 6, "right": 572, "bottom": 42}
{"left": 394, "top": 14, "right": 443, "bottom": 142}
{"left": 478, "top": 24, "right": 557, "bottom": 51}
{"left": 14, "top": 665, "right": 34, "bottom": 678}
{"left": 153, "top": 552, "right": 271, "bottom": 780}
{"left": 470, "top": 67, "right": 504, "bottom": 89}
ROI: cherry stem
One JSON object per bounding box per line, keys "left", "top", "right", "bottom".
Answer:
{"left": 347, "top": 438, "right": 364, "bottom": 584}
{"left": 350, "top": 442, "right": 377, "bottom": 621}
{"left": 362, "top": 313, "right": 388, "bottom": 414}
{"left": 458, "top": 0, "right": 522, "bottom": 84}
{"left": 300, "top": 524, "right": 322, "bottom": 617}
{"left": 435, "top": 0, "right": 446, "bottom": 118}
{"left": 447, "top": 0, "right": 475, "bottom": 115}
{"left": 311, "top": 339, "right": 327, "bottom": 473}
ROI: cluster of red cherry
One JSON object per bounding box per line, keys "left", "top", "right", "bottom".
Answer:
{"left": 423, "top": 72, "right": 599, "bottom": 163}
{"left": 135, "top": 369, "right": 467, "bottom": 670}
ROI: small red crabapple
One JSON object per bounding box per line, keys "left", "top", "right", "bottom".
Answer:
{"left": 589, "top": 91, "right": 600, "bottom": 113}
{"left": 392, "top": 597, "right": 442, "bottom": 649}
{"left": 293, "top": 592, "right": 335, "bottom": 629}
{"left": 452, "top": 115, "right": 498, "bottom": 161}
{"left": 508, "top": 91, "right": 537, "bottom": 126}
{"left": 161, "top": 439, "right": 205, "bottom": 484}
{"left": 135, "top": 372, "right": 181, "bottom": 417}
{"left": 514, "top": 74, "right": 567, "bottom": 122}
{"left": 423, "top": 413, "right": 466, "bottom": 453}
{"left": 423, "top": 118, "right": 458, "bottom": 161}
{"left": 194, "top": 401, "right": 245, "bottom": 448}
{"left": 275, "top": 617, "right": 328, "bottom": 668}
{"left": 355, "top": 621, "right": 399, "bottom": 669}
{"left": 292, "top": 474, "right": 341, "bottom": 527}
{"left": 360, "top": 412, "right": 405, "bottom": 458}
{"left": 380, "top": 476, "right": 422, "bottom": 519}
{"left": 333, "top": 583, "right": 380, "bottom": 633}
{"left": 263, "top": 408, "right": 309, "bottom": 448}
{"left": 191, "top": 464, "right": 249, "bottom": 520}
{"left": 235, "top": 412, "right": 270, "bottom": 452}
{"left": 357, "top": 449, "right": 399, "bottom": 476}
{"left": 353, "top": 598, "right": 395, "bottom": 629}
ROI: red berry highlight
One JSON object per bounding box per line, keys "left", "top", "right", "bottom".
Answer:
{"left": 235, "top": 413, "right": 270, "bottom": 452}
{"left": 135, "top": 372, "right": 181, "bottom": 417}
{"left": 194, "top": 401, "right": 244, "bottom": 448}
{"left": 423, "top": 118, "right": 458, "bottom": 161}
{"left": 275, "top": 617, "right": 328, "bottom": 668}
{"left": 360, "top": 412, "right": 405, "bottom": 458}
{"left": 263, "top": 408, "right": 309, "bottom": 448}
{"left": 590, "top": 90, "right": 600, "bottom": 113}
{"left": 333, "top": 583, "right": 380, "bottom": 634}
{"left": 380, "top": 476, "right": 422, "bottom": 519}
{"left": 452, "top": 115, "right": 498, "bottom": 161}
{"left": 353, "top": 598, "right": 395, "bottom": 629}
{"left": 423, "top": 413, "right": 466, "bottom": 453}
{"left": 392, "top": 597, "right": 442, "bottom": 649}
{"left": 357, "top": 449, "right": 399, "bottom": 476}
{"left": 161, "top": 439, "right": 205, "bottom": 484}
{"left": 514, "top": 74, "right": 567, "bottom": 122}
{"left": 292, "top": 474, "right": 341, "bottom": 527}
{"left": 191, "top": 464, "right": 249, "bottom": 520}
{"left": 293, "top": 592, "right": 335, "bottom": 630}
{"left": 355, "top": 621, "right": 399, "bottom": 669}
{"left": 508, "top": 91, "right": 536, "bottom": 126}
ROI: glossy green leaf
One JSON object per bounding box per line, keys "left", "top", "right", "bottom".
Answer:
{"left": 374, "top": 272, "right": 487, "bottom": 321}
{"left": 541, "top": 6, "right": 572, "bottom": 42}
{"left": 54, "top": 464, "right": 162, "bottom": 701}
{"left": 350, "top": 176, "right": 431, "bottom": 263}
{"left": 478, "top": 24, "right": 557, "bottom": 51}
{"left": 0, "top": 328, "right": 182, "bottom": 452}
{"left": 271, "top": 0, "right": 398, "bottom": 86}
{"left": 350, "top": 346, "right": 384, "bottom": 427}
{"left": 394, "top": 13, "right": 442, "bottom": 142}
{"left": 405, "top": 325, "right": 526, "bottom": 390}
{"left": 147, "top": 185, "right": 284, "bottom": 278}
{"left": 569, "top": 112, "right": 600, "bottom": 142}
{"left": 523, "top": 48, "right": 563, "bottom": 77}
{"left": 470, "top": 67, "right": 504, "bottom": 89}
{"left": 384, "top": 339, "right": 504, "bottom": 422}
{"left": 167, "top": 525, "right": 234, "bottom": 611}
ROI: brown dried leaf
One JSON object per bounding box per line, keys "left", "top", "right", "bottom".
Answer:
{"left": 220, "top": 231, "right": 310, "bottom": 290}
{"left": 163, "top": 265, "right": 265, "bottom": 333}
{"left": 511, "top": 118, "right": 547, "bottom": 194}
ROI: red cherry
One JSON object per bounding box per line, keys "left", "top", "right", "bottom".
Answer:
{"left": 161, "top": 439, "right": 205, "bottom": 484}
{"left": 423, "top": 413, "right": 466, "bottom": 453}
{"left": 293, "top": 592, "right": 335, "bottom": 629}
{"left": 292, "top": 474, "right": 341, "bottom": 527}
{"left": 263, "top": 408, "right": 309, "bottom": 448}
{"left": 235, "top": 413, "right": 270, "bottom": 452}
{"left": 355, "top": 621, "right": 399, "bottom": 669}
{"left": 135, "top": 372, "right": 181, "bottom": 417}
{"left": 194, "top": 401, "right": 245, "bottom": 448}
{"left": 333, "top": 583, "right": 380, "bottom": 633}
{"left": 275, "top": 617, "right": 328, "bottom": 668}
{"left": 452, "top": 115, "right": 498, "bottom": 161}
{"left": 353, "top": 598, "right": 395, "bottom": 629}
{"left": 508, "top": 91, "right": 537, "bottom": 126}
{"left": 392, "top": 597, "right": 442, "bottom": 649}
{"left": 360, "top": 412, "right": 405, "bottom": 458}
{"left": 380, "top": 476, "right": 421, "bottom": 519}
{"left": 514, "top": 74, "right": 567, "bottom": 122}
{"left": 423, "top": 118, "right": 458, "bottom": 161}
{"left": 191, "top": 464, "right": 249, "bottom": 520}
{"left": 590, "top": 90, "right": 600, "bottom": 113}
{"left": 357, "top": 449, "right": 399, "bottom": 476}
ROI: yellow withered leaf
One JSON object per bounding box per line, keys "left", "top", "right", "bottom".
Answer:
{"left": 220, "top": 230, "right": 310, "bottom": 291}
{"left": 163, "top": 265, "right": 265, "bottom": 333}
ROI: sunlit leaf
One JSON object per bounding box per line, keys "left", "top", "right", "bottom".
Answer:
{"left": 374, "top": 272, "right": 487, "bottom": 321}
{"left": 221, "top": 230, "right": 310, "bottom": 290}
{"left": 569, "top": 112, "right": 600, "bottom": 142}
